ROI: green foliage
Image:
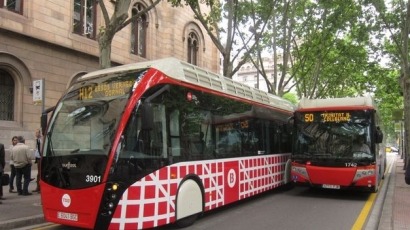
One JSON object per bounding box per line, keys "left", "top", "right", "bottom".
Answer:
{"left": 282, "top": 92, "right": 298, "bottom": 105}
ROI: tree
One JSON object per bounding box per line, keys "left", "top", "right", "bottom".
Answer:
{"left": 371, "top": 0, "right": 410, "bottom": 165}
{"left": 289, "top": 1, "right": 378, "bottom": 99}
{"left": 246, "top": 0, "right": 297, "bottom": 96}
{"left": 97, "top": 0, "right": 161, "bottom": 69}
{"left": 170, "top": 0, "right": 274, "bottom": 79}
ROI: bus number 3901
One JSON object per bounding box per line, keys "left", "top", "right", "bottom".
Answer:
{"left": 85, "top": 175, "right": 102, "bottom": 183}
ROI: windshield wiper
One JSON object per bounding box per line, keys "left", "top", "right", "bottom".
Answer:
{"left": 70, "top": 148, "right": 80, "bottom": 154}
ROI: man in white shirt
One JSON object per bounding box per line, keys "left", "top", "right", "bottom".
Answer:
{"left": 11, "top": 136, "right": 33, "bottom": 196}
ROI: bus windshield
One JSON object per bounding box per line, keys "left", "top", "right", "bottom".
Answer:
{"left": 45, "top": 72, "right": 142, "bottom": 157}
{"left": 293, "top": 110, "right": 374, "bottom": 162}
{"left": 41, "top": 70, "right": 146, "bottom": 189}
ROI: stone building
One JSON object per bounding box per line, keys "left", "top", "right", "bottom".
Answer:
{"left": 0, "top": 0, "right": 219, "bottom": 150}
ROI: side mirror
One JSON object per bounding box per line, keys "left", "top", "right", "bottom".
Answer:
{"left": 141, "top": 102, "right": 154, "bottom": 130}
{"left": 375, "top": 126, "right": 383, "bottom": 144}
{"left": 286, "top": 116, "right": 294, "bottom": 134}
{"left": 41, "top": 106, "right": 54, "bottom": 135}
{"left": 41, "top": 113, "right": 48, "bottom": 135}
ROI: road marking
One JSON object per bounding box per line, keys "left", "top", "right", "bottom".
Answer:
{"left": 351, "top": 192, "right": 377, "bottom": 230}
{"left": 351, "top": 159, "right": 393, "bottom": 230}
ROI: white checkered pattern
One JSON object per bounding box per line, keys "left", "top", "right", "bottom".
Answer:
{"left": 109, "top": 154, "right": 290, "bottom": 229}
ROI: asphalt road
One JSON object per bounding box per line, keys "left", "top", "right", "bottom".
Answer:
{"left": 24, "top": 187, "right": 371, "bottom": 230}
{"left": 20, "top": 155, "right": 395, "bottom": 230}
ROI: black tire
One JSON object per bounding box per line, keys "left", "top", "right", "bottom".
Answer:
{"left": 281, "top": 182, "right": 295, "bottom": 191}
{"left": 175, "top": 213, "right": 199, "bottom": 228}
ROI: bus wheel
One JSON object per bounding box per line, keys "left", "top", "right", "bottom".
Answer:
{"left": 371, "top": 181, "right": 379, "bottom": 193}
{"left": 176, "top": 213, "right": 199, "bottom": 228}
{"left": 175, "top": 179, "right": 203, "bottom": 228}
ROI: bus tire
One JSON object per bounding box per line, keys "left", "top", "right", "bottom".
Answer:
{"left": 382, "top": 158, "right": 387, "bottom": 179}
{"left": 282, "top": 159, "right": 294, "bottom": 190}
{"left": 284, "top": 159, "right": 292, "bottom": 184}
{"left": 176, "top": 213, "right": 200, "bottom": 228}
{"left": 175, "top": 178, "right": 203, "bottom": 228}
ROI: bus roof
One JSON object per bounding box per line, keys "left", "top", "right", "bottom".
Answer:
{"left": 78, "top": 57, "right": 295, "bottom": 113}
{"left": 297, "top": 96, "right": 376, "bottom": 111}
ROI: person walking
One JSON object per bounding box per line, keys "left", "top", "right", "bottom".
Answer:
{"left": 11, "top": 136, "right": 33, "bottom": 196}
{"left": 8, "top": 136, "right": 18, "bottom": 193}
{"left": 33, "top": 129, "right": 42, "bottom": 193}
{"left": 0, "top": 142, "right": 5, "bottom": 203}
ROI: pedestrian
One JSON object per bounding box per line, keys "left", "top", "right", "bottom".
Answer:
{"left": 0, "top": 142, "right": 5, "bottom": 203}
{"left": 33, "top": 129, "right": 42, "bottom": 193}
{"left": 10, "top": 136, "right": 33, "bottom": 196}
{"left": 9, "top": 136, "right": 18, "bottom": 193}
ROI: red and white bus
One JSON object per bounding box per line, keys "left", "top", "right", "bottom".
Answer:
{"left": 40, "top": 58, "right": 295, "bottom": 229}
{"left": 291, "top": 96, "right": 385, "bottom": 192}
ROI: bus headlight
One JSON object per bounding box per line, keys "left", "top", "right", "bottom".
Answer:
{"left": 353, "top": 169, "right": 374, "bottom": 182}
{"left": 101, "top": 183, "right": 120, "bottom": 216}
{"left": 292, "top": 166, "right": 309, "bottom": 180}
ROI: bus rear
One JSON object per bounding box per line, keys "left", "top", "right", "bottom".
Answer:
{"left": 291, "top": 97, "right": 385, "bottom": 192}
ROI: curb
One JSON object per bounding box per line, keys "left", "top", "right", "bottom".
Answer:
{"left": 365, "top": 155, "right": 396, "bottom": 230}
{"left": 0, "top": 214, "right": 45, "bottom": 230}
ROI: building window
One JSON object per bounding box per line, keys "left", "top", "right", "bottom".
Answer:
{"left": 0, "top": 0, "right": 23, "bottom": 13}
{"left": 73, "top": 0, "right": 97, "bottom": 39}
{"left": 131, "top": 3, "right": 147, "bottom": 57}
{"left": 187, "top": 32, "right": 198, "bottom": 65}
{"left": 0, "top": 70, "right": 15, "bottom": 121}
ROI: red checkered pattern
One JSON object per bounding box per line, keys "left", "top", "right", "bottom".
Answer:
{"left": 109, "top": 154, "right": 290, "bottom": 229}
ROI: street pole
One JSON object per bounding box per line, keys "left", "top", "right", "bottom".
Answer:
{"left": 41, "top": 78, "right": 45, "bottom": 114}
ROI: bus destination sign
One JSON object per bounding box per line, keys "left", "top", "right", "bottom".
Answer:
{"left": 303, "top": 112, "right": 351, "bottom": 123}
{"left": 78, "top": 80, "right": 134, "bottom": 100}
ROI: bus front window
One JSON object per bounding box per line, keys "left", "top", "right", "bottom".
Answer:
{"left": 42, "top": 71, "right": 144, "bottom": 189}
{"left": 48, "top": 98, "right": 125, "bottom": 156}
{"left": 294, "top": 111, "right": 373, "bottom": 161}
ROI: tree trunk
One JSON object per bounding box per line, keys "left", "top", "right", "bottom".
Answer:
{"left": 401, "top": 0, "right": 410, "bottom": 168}
{"left": 99, "top": 34, "right": 113, "bottom": 69}
{"left": 404, "top": 77, "right": 410, "bottom": 167}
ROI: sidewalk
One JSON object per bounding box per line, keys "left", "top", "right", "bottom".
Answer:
{"left": 0, "top": 155, "right": 409, "bottom": 230}
{"left": 0, "top": 169, "right": 44, "bottom": 230}
{"left": 377, "top": 154, "right": 410, "bottom": 230}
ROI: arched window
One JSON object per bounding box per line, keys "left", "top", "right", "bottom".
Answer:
{"left": 187, "top": 32, "right": 198, "bottom": 65}
{"left": 0, "top": 70, "right": 15, "bottom": 120}
{"left": 131, "top": 3, "right": 148, "bottom": 57}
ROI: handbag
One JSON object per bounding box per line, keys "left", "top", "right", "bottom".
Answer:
{"left": 1, "top": 173, "right": 10, "bottom": 186}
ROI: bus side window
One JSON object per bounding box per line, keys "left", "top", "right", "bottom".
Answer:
{"left": 123, "top": 107, "right": 141, "bottom": 153}
{"left": 270, "top": 123, "right": 281, "bottom": 153}
{"left": 281, "top": 124, "right": 292, "bottom": 153}
{"left": 169, "top": 110, "right": 182, "bottom": 160}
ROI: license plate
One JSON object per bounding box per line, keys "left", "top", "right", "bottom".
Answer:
{"left": 57, "top": 211, "right": 78, "bottom": 221}
{"left": 322, "top": 184, "right": 340, "bottom": 189}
